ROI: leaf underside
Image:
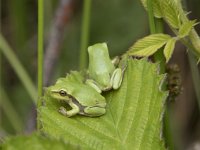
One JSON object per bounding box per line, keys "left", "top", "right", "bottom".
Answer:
{"left": 164, "top": 38, "right": 177, "bottom": 62}
{"left": 39, "top": 59, "right": 168, "bottom": 150}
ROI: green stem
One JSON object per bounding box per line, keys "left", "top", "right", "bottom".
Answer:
{"left": 163, "top": 106, "right": 175, "bottom": 150}
{"left": 37, "top": 0, "right": 44, "bottom": 130}
{"left": 154, "top": 19, "right": 166, "bottom": 73}
{"left": 147, "top": 0, "right": 174, "bottom": 149}
{"left": 188, "top": 52, "right": 200, "bottom": 109}
{"left": 177, "top": 1, "right": 200, "bottom": 56}
{"left": 181, "top": 0, "right": 200, "bottom": 111}
{"left": 0, "top": 34, "right": 37, "bottom": 103}
{"left": 147, "top": 0, "right": 165, "bottom": 73}
{"left": 79, "top": 0, "right": 92, "bottom": 70}
{"left": 0, "top": 0, "right": 2, "bottom": 131}
{"left": 147, "top": 0, "right": 156, "bottom": 34}
{"left": 169, "top": 24, "right": 199, "bottom": 57}
{"left": 0, "top": 86, "right": 23, "bottom": 133}
{"left": 38, "top": 0, "right": 44, "bottom": 104}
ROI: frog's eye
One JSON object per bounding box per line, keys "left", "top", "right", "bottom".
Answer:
{"left": 59, "top": 90, "right": 67, "bottom": 96}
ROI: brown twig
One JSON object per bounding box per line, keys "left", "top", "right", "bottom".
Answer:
{"left": 44, "top": 0, "right": 74, "bottom": 86}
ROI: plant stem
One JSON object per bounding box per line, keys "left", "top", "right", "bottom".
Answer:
{"left": 177, "top": 0, "right": 200, "bottom": 56}
{"left": 0, "top": 0, "right": 2, "bottom": 131}
{"left": 0, "top": 86, "right": 23, "bottom": 133}
{"left": 0, "top": 34, "right": 37, "bottom": 103}
{"left": 38, "top": 0, "right": 44, "bottom": 104}
{"left": 147, "top": 0, "right": 165, "bottom": 72}
{"left": 188, "top": 52, "right": 200, "bottom": 109}
{"left": 147, "top": 0, "right": 174, "bottom": 149}
{"left": 79, "top": 0, "right": 92, "bottom": 70}
{"left": 163, "top": 106, "right": 175, "bottom": 150}
{"left": 147, "top": 0, "right": 156, "bottom": 34}
{"left": 37, "top": 0, "right": 44, "bottom": 130}
{"left": 179, "top": 0, "right": 200, "bottom": 110}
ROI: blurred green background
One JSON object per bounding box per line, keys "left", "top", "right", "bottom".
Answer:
{"left": 1, "top": 0, "right": 200, "bottom": 149}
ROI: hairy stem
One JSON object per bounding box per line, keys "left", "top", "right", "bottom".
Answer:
{"left": 188, "top": 52, "right": 200, "bottom": 109}
{"left": 147, "top": 0, "right": 174, "bottom": 149}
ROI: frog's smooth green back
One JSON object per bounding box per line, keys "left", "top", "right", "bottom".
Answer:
{"left": 88, "top": 43, "right": 115, "bottom": 85}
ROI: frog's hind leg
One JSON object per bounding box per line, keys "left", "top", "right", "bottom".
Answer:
{"left": 84, "top": 107, "right": 106, "bottom": 117}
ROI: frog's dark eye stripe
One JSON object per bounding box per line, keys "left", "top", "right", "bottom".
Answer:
{"left": 59, "top": 90, "right": 67, "bottom": 96}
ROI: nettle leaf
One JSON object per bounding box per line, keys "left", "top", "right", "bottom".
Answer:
{"left": 128, "top": 34, "right": 171, "bottom": 57}
{"left": 179, "top": 20, "right": 196, "bottom": 38}
{"left": 1, "top": 133, "right": 77, "bottom": 150}
{"left": 164, "top": 38, "right": 177, "bottom": 62}
{"left": 140, "top": 0, "right": 162, "bottom": 18}
{"left": 39, "top": 59, "right": 168, "bottom": 150}
{"left": 159, "top": 0, "right": 181, "bottom": 28}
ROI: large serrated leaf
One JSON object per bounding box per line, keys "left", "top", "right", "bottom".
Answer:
{"left": 128, "top": 34, "right": 171, "bottom": 57}
{"left": 164, "top": 38, "right": 177, "bottom": 62}
{"left": 39, "top": 59, "right": 168, "bottom": 150}
{"left": 179, "top": 20, "right": 196, "bottom": 38}
{"left": 1, "top": 133, "right": 77, "bottom": 150}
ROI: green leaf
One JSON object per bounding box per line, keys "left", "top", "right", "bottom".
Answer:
{"left": 140, "top": 0, "right": 182, "bottom": 28}
{"left": 1, "top": 133, "right": 77, "bottom": 150}
{"left": 140, "top": 0, "right": 162, "bottom": 18}
{"left": 159, "top": 0, "right": 181, "bottom": 28}
{"left": 179, "top": 20, "right": 196, "bottom": 38}
{"left": 128, "top": 34, "right": 171, "bottom": 57}
{"left": 39, "top": 59, "right": 168, "bottom": 150}
{"left": 164, "top": 38, "right": 177, "bottom": 62}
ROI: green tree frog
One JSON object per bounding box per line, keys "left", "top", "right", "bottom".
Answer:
{"left": 47, "top": 71, "right": 106, "bottom": 117}
{"left": 86, "top": 43, "right": 123, "bottom": 93}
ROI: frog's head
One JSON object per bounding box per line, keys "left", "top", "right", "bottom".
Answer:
{"left": 48, "top": 85, "right": 70, "bottom": 102}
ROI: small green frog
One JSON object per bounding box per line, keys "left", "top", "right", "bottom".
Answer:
{"left": 86, "top": 43, "right": 123, "bottom": 93}
{"left": 47, "top": 71, "right": 106, "bottom": 117}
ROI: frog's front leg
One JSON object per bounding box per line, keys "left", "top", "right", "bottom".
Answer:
{"left": 110, "top": 68, "right": 123, "bottom": 89}
{"left": 85, "top": 79, "right": 102, "bottom": 93}
{"left": 59, "top": 100, "right": 80, "bottom": 117}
